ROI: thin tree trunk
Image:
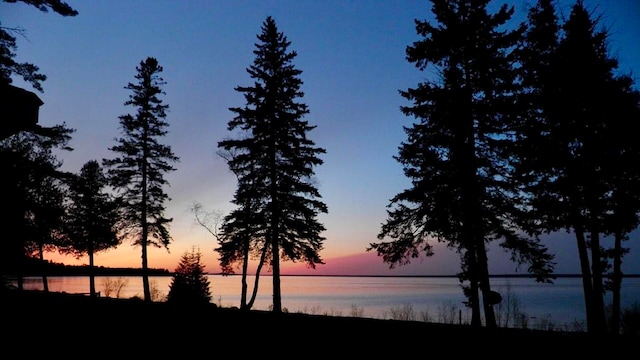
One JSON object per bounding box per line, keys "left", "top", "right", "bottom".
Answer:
{"left": 141, "top": 209, "right": 151, "bottom": 302}
{"left": 240, "top": 237, "right": 250, "bottom": 310}
{"left": 247, "top": 242, "right": 269, "bottom": 310}
{"left": 611, "top": 232, "right": 623, "bottom": 334}
{"left": 38, "top": 243, "right": 49, "bottom": 293}
{"left": 269, "top": 143, "right": 282, "bottom": 313}
{"left": 141, "top": 239, "right": 150, "bottom": 302}
{"left": 466, "top": 249, "right": 482, "bottom": 327}
{"left": 574, "top": 224, "right": 594, "bottom": 332}
{"left": 141, "top": 129, "right": 151, "bottom": 303}
{"left": 89, "top": 250, "right": 96, "bottom": 298}
{"left": 271, "top": 228, "right": 282, "bottom": 313}
{"left": 589, "top": 229, "right": 607, "bottom": 333}
{"left": 478, "top": 238, "right": 496, "bottom": 328}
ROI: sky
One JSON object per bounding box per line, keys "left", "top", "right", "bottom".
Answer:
{"left": 2, "top": 0, "right": 640, "bottom": 276}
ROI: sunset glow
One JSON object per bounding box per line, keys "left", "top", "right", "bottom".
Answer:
{"left": 6, "top": 0, "right": 640, "bottom": 276}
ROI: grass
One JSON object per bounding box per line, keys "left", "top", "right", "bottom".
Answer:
{"left": 100, "top": 275, "right": 633, "bottom": 333}
{"left": 3, "top": 288, "right": 637, "bottom": 358}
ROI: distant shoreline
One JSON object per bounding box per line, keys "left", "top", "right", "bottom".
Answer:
{"left": 7, "top": 259, "right": 639, "bottom": 278}
{"left": 14, "top": 271, "right": 640, "bottom": 278}
{"left": 211, "top": 273, "right": 640, "bottom": 278}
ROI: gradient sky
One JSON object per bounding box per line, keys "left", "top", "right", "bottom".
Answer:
{"left": 3, "top": 0, "right": 640, "bottom": 275}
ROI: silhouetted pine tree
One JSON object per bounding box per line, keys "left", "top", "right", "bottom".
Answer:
{"left": 517, "top": 0, "right": 640, "bottom": 334}
{"left": 368, "top": 0, "right": 555, "bottom": 328}
{"left": 167, "top": 248, "right": 211, "bottom": 305}
{"left": 217, "top": 16, "right": 327, "bottom": 314}
{"left": 0, "top": 0, "right": 76, "bottom": 289}
{"left": 603, "top": 75, "right": 640, "bottom": 334}
{"left": 103, "top": 57, "right": 179, "bottom": 303}
{"left": 214, "top": 150, "right": 265, "bottom": 311}
{"left": 60, "top": 160, "right": 121, "bottom": 298}
{"left": 513, "top": 0, "right": 560, "bottom": 188}
{"left": 0, "top": 127, "right": 73, "bottom": 291}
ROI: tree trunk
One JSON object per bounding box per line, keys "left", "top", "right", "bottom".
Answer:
{"left": 465, "top": 249, "right": 482, "bottom": 327}
{"left": 611, "top": 232, "right": 623, "bottom": 334}
{"left": 574, "top": 224, "right": 594, "bottom": 332}
{"left": 271, "top": 228, "right": 282, "bottom": 313}
{"left": 247, "top": 243, "right": 269, "bottom": 310}
{"left": 477, "top": 238, "right": 496, "bottom": 328}
{"left": 589, "top": 229, "right": 607, "bottom": 333}
{"left": 240, "top": 238, "right": 249, "bottom": 310}
{"left": 269, "top": 140, "right": 282, "bottom": 313}
{"left": 141, "top": 214, "right": 151, "bottom": 302}
{"left": 38, "top": 243, "right": 49, "bottom": 293}
{"left": 89, "top": 250, "right": 96, "bottom": 298}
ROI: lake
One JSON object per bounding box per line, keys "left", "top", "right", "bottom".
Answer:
{"left": 14, "top": 275, "right": 640, "bottom": 331}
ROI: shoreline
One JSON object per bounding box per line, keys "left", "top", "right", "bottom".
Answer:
{"left": 3, "top": 289, "right": 638, "bottom": 354}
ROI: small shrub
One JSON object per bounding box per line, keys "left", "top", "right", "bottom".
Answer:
{"left": 150, "top": 279, "right": 166, "bottom": 302}
{"left": 419, "top": 309, "right": 432, "bottom": 323}
{"left": 493, "top": 281, "right": 528, "bottom": 329}
{"left": 166, "top": 247, "right": 212, "bottom": 305}
{"left": 101, "top": 277, "right": 129, "bottom": 298}
{"left": 437, "top": 301, "right": 460, "bottom": 324}
{"left": 621, "top": 302, "right": 640, "bottom": 335}
{"left": 350, "top": 304, "right": 364, "bottom": 317}
{"left": 388, "top": 303, "right": 415, "bottom": 321}
{"left": 531, "top": 314, "right": 556, "bottom": 331}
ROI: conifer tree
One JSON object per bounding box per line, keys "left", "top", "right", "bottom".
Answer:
{"left": 0, "top": 126, "right": 73, "bottom": 290}
{"left": 368, "top": 0, "right": 554, "bottom": 328}
{"left": 517, "top": 0, "right": 640, "bottom": 334}
{"left": 103, "top": 57, "right": 179, "bottom": 303}
{"left": 60, "top": 160, "right": 121, "bottom": 298}
{"left": 217, "top": 16, "right": 327, "bottom": 313}
{"left": 167, "top": 247, "right": 211, "bottom": 305}
{"left": 0, "top": 0, "right": 76, "bottom": 289}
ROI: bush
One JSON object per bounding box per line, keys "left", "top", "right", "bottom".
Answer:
{"left": 621, "top": 302, "right": 640, "bottom": 335}
{"left": 166, "top": 247, "right": 212, "bottom": 305}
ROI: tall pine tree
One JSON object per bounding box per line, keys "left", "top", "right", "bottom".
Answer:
{"left": 517, "top": 0, "right": 640, "bottom": 334}
{"left": 217, "top": 16, "right": 327, "bottom": 313}
{"left": 103, "top": 57, "right": 178, "bottom": 303}
{"left": 368, "top": 0, "right": 554, "bottom": 328}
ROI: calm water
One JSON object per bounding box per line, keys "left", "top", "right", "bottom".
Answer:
{"left": 15, "top": 275, "right": 640, "bottom": 330}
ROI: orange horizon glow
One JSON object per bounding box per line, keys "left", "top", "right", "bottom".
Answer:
{"left": 45, "top": 243, "right": 464, "bottom": 277}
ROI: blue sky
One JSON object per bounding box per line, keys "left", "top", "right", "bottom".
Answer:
{"left": 3, "top": 0, "right": 640, "bottom": 275}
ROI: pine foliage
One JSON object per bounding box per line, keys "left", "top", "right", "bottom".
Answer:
{"left": 217, "top": 16, "right": 327, "bottom": 312}
{"left": 167, "top": 248, "right": 212, "bottom": 305}
{"left": 103, "top": 57, "right": 179, "bottom": 302}
{"left": 62, "top": 160, "right": 120, "bottom": 257}
{"left": 369, "top": 0, "right": 555, "bottom": 328}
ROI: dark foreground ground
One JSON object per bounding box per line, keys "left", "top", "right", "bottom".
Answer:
{"left": 3, "top": 289, "right": 637, "bottom": 357}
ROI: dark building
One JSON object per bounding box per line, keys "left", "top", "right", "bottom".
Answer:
{"left": 1, "top": 84, "right": 44, "bottom": 140}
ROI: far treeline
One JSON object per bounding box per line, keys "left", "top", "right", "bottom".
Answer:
{"left": 2, "top": 0, "right": 640, "bottom": 336}
{"left": 5, "top": 257, "right": 170, "bottom": 277}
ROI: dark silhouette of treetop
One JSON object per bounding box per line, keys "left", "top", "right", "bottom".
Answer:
{"left": 3, "top": 0, "right": 78, "bottom": 16}
{"left": 1, "top": 0, "right": 78, "bottom": 91}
